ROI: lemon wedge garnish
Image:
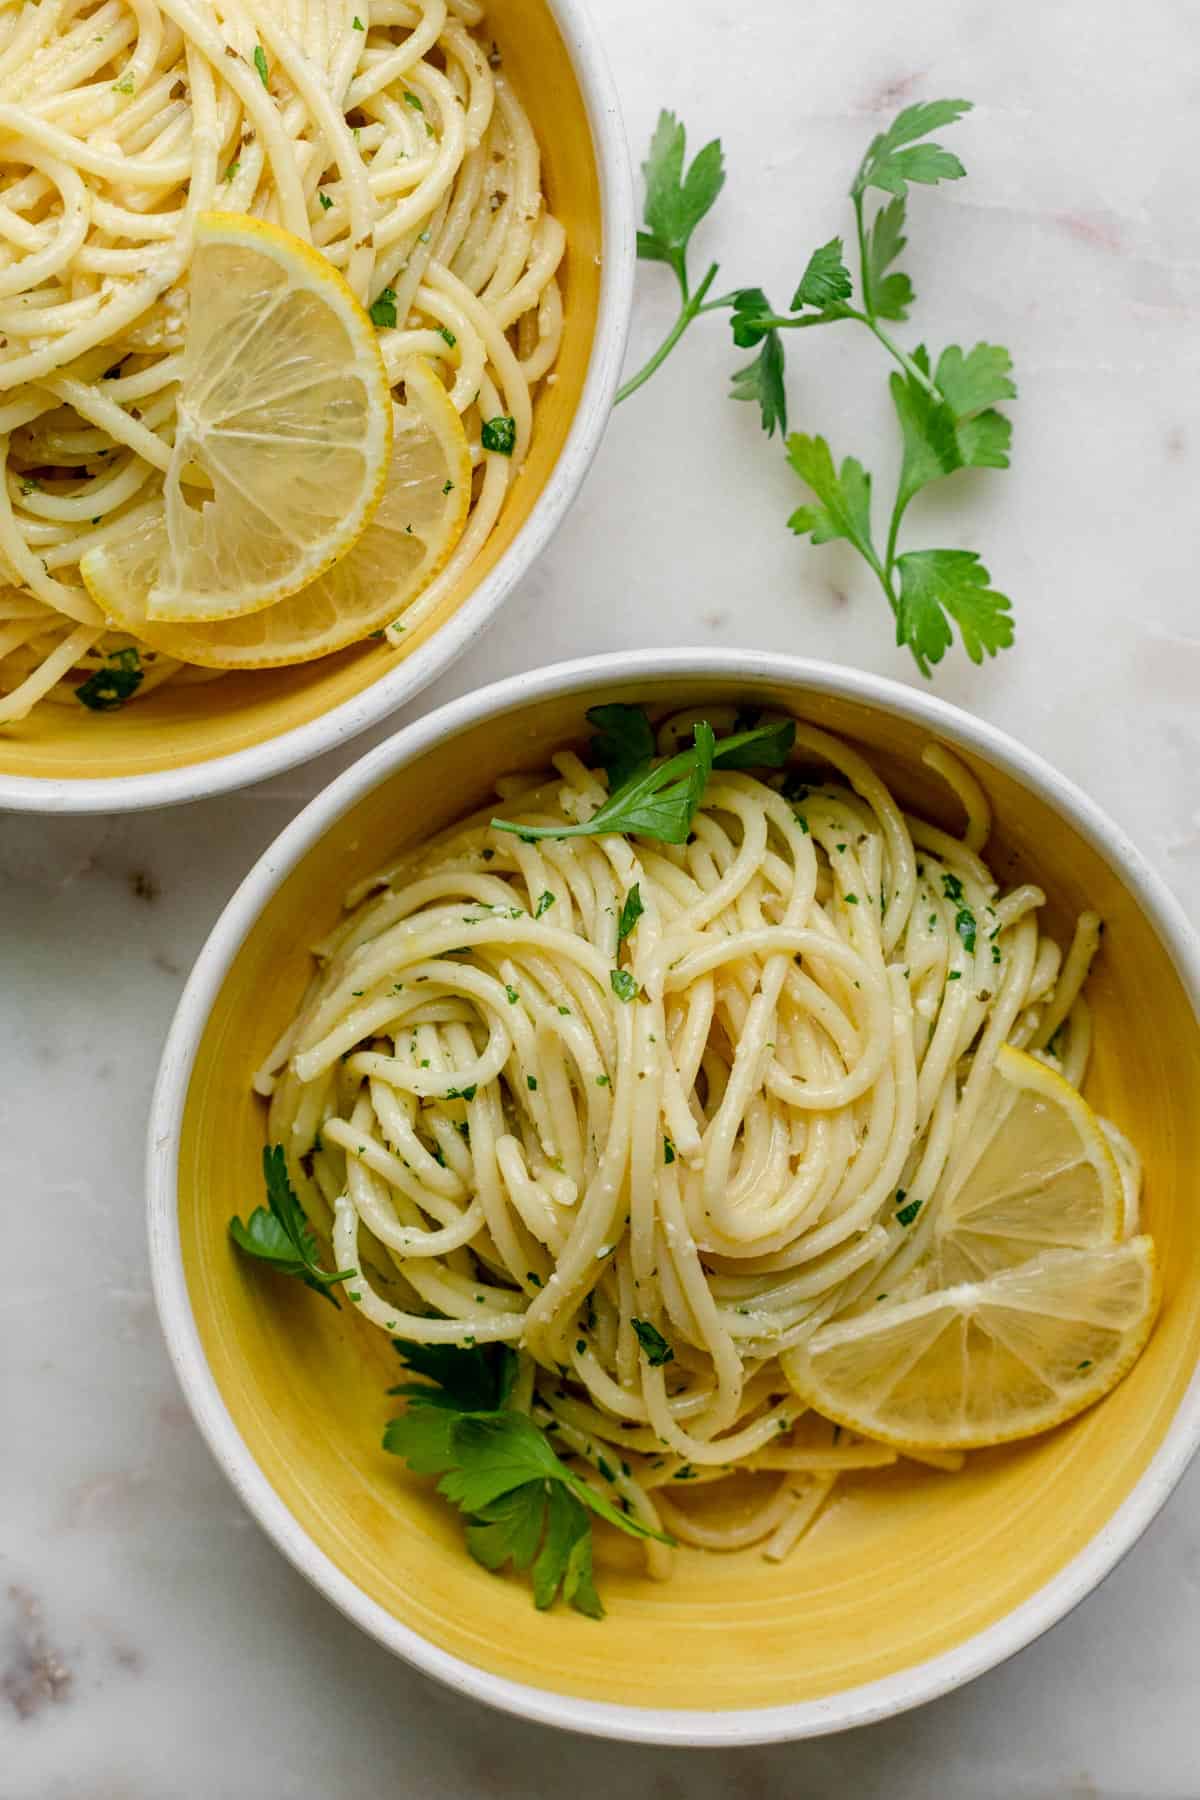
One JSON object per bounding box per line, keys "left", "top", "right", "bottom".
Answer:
{"left": 82, "top": 359, "right": 470, "bottom": 667}
{"left": 934, "top": 1044, "right": 1123, "bottom": 1283}
{"left": 783, "top": 1237, "right": 1157, "bottom": 1451}
{"left": 144, "top": 211, "right": 392, "bottom": 624}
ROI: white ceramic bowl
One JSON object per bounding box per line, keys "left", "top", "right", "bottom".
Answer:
{"left": 0, "top": 0, "right": 634, "bottom": 815}
{"left": 147, "top": 649, "right": 1200, "bottom": 1744}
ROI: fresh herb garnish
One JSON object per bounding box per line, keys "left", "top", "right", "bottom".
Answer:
{"left": 369, "top": 286, "right": 397, "bottom": 328}
{"left": 492, "top": 706, "right": 794, "bottom": 846}
{"left": 253, "top": 43, "right": 269, "bottom": 86}
{"left": 534, "top": 890, "right": 555, "bottom": 918}
{"left": 631, "top": 1319, "right": 675, "bottom": 1366}
{"left": 384, "top": 1340, "right": 669, "bottom": 1615}
{"left": 610, "top": 968, "right": 639, "bottom": 1004}
{"left": 617, "top": 883, "right": 644, "bottom": 945}
{"left": 228, "top": 1145, "right": 355, "bottom": 1305}
{"left": 615, "top": 113, "right": 738, "bottom": 409}
{"left": 617, "top": 102, "right": 1016, "bottom": 675}
{"left": 481, "top": 415, "right": 516, "bottom": 455}
{"left": 896, "top": 1196, "right": 922, "bottom": 1227}
{"left": 75, "top": 646, "right": 143, "bottom": 711}
{"left": 318, "top": 190, "right": 333, "bottom": 209}
{"left": 955, "top": 907, "right": 977, "bottom": 953}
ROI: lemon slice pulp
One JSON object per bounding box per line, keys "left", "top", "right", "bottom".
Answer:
{"left": 82, "top": 358, "right": 470, "bottom": 667}
{"left": 146, "top": 211, "right": 392, "bottom": 624}
{"left": 935, "top": 1044, "right": 1123, "bottom": 1283}
{"left": 784, "top": 1237, "right": 1157, "bottom": 1451}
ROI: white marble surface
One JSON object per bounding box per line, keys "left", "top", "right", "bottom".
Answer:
{"left": 5, "top": 1, "right": 1200, "bottom": 1793}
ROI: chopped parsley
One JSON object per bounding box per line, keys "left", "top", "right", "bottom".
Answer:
{"left": 631, "top": 1319, "right": 675, "bottom": 1366}
{"left": 481, "top": 415, "right": 517, "bottom": 455}
{"left": 534, "top": 890, "right": 555, "bottom": 918}
{"left": 610, "top": 968, "right": 639, "bottom": 1004}
{"left": 369, "top": 286, "right": 398, "bottom": 328}
{"left": 253, "top": 43, "right": 269, "bottom": 86}
{"left": 955, "top": 906, "right": 977, "bottom": 953}
{"left": 617, "top": 882, "right": 643, "bottom": 945}
{"left": 75, "top": 645, "right": 143, "bottom": 711}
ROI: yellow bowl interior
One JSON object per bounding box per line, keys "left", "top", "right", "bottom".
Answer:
{"left": 177, "top": 676, "right": 1200, "bottom": 1711}
{"left": 0, "top": 0, "right": 602, "bottom": 786}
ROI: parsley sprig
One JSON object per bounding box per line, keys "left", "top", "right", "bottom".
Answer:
{"left": 384, "top": 1341, "right": 670, "bottom": 1616}
{"left": 491, "top": 704, "right": 794, "bottom": 845}
{"left": 618, "top": 101, "right": 1017, "bottom": 676}
{"left": 228, "top": 1145, "right": 355, "bottom": 1305}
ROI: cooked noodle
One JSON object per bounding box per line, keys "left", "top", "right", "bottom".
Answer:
{"left": 0, "top": 0, "right": 563, "bottom": 721}
{"left": 256, "top": 711, "right": 1136, "bottom": 1571}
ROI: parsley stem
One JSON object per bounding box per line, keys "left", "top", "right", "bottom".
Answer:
{"left": 853, "top": 191, "right": 872, "bottom": 317}
{"left": 615, "top": 261, "right": 720, "bottom": 404}
{"left": 859, "top": 315, "right": 941, "bottom": 399}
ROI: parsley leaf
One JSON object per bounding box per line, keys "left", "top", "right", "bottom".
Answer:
{"left": 383, "top": 1346, "right": 670, "bottom": 1616}
{"left": 617, "top": 883, "right": 644, "bottom": 945}
{"left": 587, "top": 702, "right": 656, "bottom": 788}
{"left": 729, "top": 326, "right": 788, "bottom": 438}
{"left": 390, "top": 1339, "right": 517, "bottom": 1411}
{"left": 253, "top": 43, "right": 269, "bottom": 87}
{"left": 631, "top": 1319, "right": 675, "bottom": 1365}
{"left": 935, "top": 341, "right": 1017, "bottom": 421}
{"left": 636, "top": 110, "right": 725, "bottom": 289}
{"left": 491, "top": 715, "right": 793, "bottom": 846}
{"left": 864, "top": 196, "right": 912, "bottom": 320}
{"left": 228, "top": 1145, "right": 355, "bottom": 1305}
{"left": 790, "top": 238, "right": 853, "bottom": 313}
{"left": 729, "top": 287, "right": 778, "bottom": 348}
{"left": 619, "top": 112, "right": 745, "bottom": 407}
{"left": 851, "top": 99, "right": 972, "bottom": 200}
{"left": 786, "top": 436, "right": 879, "bottom": 570}
{"left": 894, "top": 549, "right": 1014, "bottom": 675}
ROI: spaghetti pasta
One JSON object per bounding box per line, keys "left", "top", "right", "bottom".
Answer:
{"left": 255, "top": 709, "right": 1145, "bottom": 1574}
{"left": 0, "top": 0, "right": 564, "bottom": 721}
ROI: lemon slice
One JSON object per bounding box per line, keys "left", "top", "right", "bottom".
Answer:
{"left": 783, "top": 1237, "right": 1157, "bottom": 1451}
{"left": 81, "top": 360, "right": 470, "bottom": 668}
{"left": 934, "top": 1045, "right": 1123, "bottom": 1283}
{"left": 146, "top": 211, "right": 392, "bottom": 624}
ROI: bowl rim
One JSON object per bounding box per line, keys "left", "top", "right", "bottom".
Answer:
{"left": 0, "top": 0, "right": 635, "bottom": 817}
{"left": 146, "top": 647, "right": 1200, "bottom": 1746}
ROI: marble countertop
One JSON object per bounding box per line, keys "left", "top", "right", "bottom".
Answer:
{"left": 5, "top": 0, "right": 1200, "bottom": 1794}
